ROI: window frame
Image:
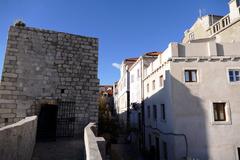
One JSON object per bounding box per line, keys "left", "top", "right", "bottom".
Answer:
{"left": 210, "top": 101, "right": 231, "bottom": 125}
{"left": 228, "top": 69, "right": 240, "bottom": 83}
{"left": 147, "top": 105, "right": 151, "bottom": 119}
{"left": 184, "top": 69, "right": 198, "bottom": 83}
{"left": 161, "top": 104, "right": 166, "bottom": 122}
{"left": 147, "top": 83, "right": 149, "bottom": 93}
{"left": 213, "top": 103, "right": 226, "bottom": 121}
{"left": 152, "top": 80, "right": 156, "bottom": 90}
{"left": 153, "top": 105, "right": 157, "bottom": 120}
{"left": 159, "top": 75, "right": 164, "bottom": 88}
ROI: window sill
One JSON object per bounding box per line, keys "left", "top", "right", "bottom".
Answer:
{"left": 184, "top": 81, "right": 199, "bottom": 86}
{"left": 229, "top": 81, "right": 240, "bottom": 85}
{"left": 211, "top": 121, "right": 232, "bottom": 125}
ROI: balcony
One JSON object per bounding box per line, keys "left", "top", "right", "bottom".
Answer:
{"left": 210, "top": 14, "right": 231, "bottom": 35}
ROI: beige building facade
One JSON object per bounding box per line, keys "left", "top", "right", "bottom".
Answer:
{"left": 182, "top": 0, "right": 240, "bottom": 44}
{"left": 144, "top": 40, "right": 240, "bottom": 160}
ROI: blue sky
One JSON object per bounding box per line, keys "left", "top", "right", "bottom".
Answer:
{"left": 0, "top": 0, "right": 229, "bottom": 85}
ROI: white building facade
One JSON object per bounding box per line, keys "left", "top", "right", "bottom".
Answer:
{"left": 144, "top": 40, "right": 240, "bottom": 160}
{"left": 183, "top": 0, "right": 240, "bottom": 44}
{"left": 115, "top": 58, "right": 137, "bottom": 127}
{"left": 128, "top": 53, "right": 160, "bottom": 128}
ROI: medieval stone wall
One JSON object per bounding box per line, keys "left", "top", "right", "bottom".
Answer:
{"left": 0, "top": 25, "right": 99, "bottom": 134}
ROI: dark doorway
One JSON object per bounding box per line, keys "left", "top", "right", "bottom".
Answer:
{"left": 37, "top": 104, "right": 58, "bottom": 141}
{"left": 56, "top": 101, "right": 75, "bottom": 137}
{"left": 155, "top": 137, "right": 160, "bottom": 160}
{"left": 238, "top": 147, "right": 240, "bottom": 160}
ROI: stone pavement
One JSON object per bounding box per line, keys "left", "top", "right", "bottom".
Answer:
{"left": 111, "top": 144, "right": 145, "bottom": 160}
{"left": 32, "top": 138, "right": 84, "bottom": 160}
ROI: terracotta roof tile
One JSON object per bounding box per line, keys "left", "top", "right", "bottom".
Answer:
{"left": 144, "top": 51, "right": 162, "bottom": 56}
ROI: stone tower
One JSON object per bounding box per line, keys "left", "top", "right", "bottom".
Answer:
{"left": 0, "top": 23, "right": 99, "bottom": 136}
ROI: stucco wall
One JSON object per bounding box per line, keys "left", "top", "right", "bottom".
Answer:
{"left": 170, "top": 59, "right": 240, "bottom": 160}
{"left": 216, "top": 20, "right": 240, "bottom": 43}
{"left": 84, "top": 122, "right": 105, "bottom": 160}
{"left": 143, "top": 62, "right": 176, "bottom": 160}
{"left": 0, "top": 116, "right": 37, "bottom": 160}
{"left": 143, "top": 41, "right": 240, "bottom": 159}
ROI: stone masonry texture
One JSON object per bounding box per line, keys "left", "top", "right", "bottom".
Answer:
{"left": 0, "top": 25, "right": 99, "bottom": 135}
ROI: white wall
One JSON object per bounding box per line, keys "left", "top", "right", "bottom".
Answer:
{"left": 143, "top": 41, "right": 240, "bottom": 160}
{"left": 130, "top": 60, "right": 142, "bottom": 105}
{"left": 84, "top": 122, "right": 106, "bottom": 160}
{"left": 0, "top": 116, "right": 37, "bottom": 160}
{"left": 170, "top": 60, "right": 240, "bottom": 160}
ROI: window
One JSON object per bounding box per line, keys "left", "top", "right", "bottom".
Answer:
{"left": 147, "top": 105, "right": 150, "bottom": 119}
{"left": 163, "top": 141, "right": 168, "bottom": 160}
{"left": 153, "top": 105, "right": 157, "bottom": 120}
{"left": 213, "top": 103, "right": 226, "bottom": 121}
{"left": 184, "top": 70, "right": 197, "bottom": 82}
{"left": 123, "top": 78, "right": 126, "bottom": 87}
{"left": 189, "top": 32, "right": 195, "bottom": 40}
{"left": 147, "top": 83, "right": 149, "bottom": 92}
{"left": 131, "top": 74, "right": 134, "bottom": 83}
{"left": 229, "top": 69, "right": 240, "bottom": 82}
{"left": 160, "top": 75, "right": 164, "bottom": 87}
{"left": 152, "top": 80, "right": 155, "bottom": 90}
{"left": 161, "top": 104, "right": 166, "bottom": 121}
{"left": 137, "top": 69, "right": 140, "bottom": 78}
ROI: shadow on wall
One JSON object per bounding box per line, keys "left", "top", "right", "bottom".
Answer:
{"left": 143, "top": 70, "right": 208, "bottom": 160}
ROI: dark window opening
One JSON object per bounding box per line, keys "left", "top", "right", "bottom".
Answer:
{"left": 61, "top": 89, "right": 65, "bottom": 94}
{"left": 161, "top": 104, "right": 166, "bottom": 120}
{"left": 213, "top": 103, "right": 226, "bottom": 121}
{"left": 160, "top": 75, "right": 164, "bottom": 87}
{"left": 147, "top": 105, "right": 150, "bottom": 119}
{"left": 4, "top": 118, "right": 8, "bottom": 123}
{"left": 153, "top": 105, "right": 157, "bottom": 120}
{"left": 152, "top": 80, "right": 155, "bottom": 90}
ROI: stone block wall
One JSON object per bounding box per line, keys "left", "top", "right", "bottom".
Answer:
{"left": 0, "top": 25, "right": 99, "bottom": 135}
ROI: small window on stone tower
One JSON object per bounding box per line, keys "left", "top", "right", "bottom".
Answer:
{"left": 61, "top": 89, "right": 65, "bottom": 94}
{"left": 4, "top": 118, "right": 8, "bottom": 123}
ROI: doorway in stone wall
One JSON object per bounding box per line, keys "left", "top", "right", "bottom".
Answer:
{"left": 36, "top": 104, "right": 58, "bottom": 141}
{"left": 56, "top": 101, "right": 76, "bottom": 137}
